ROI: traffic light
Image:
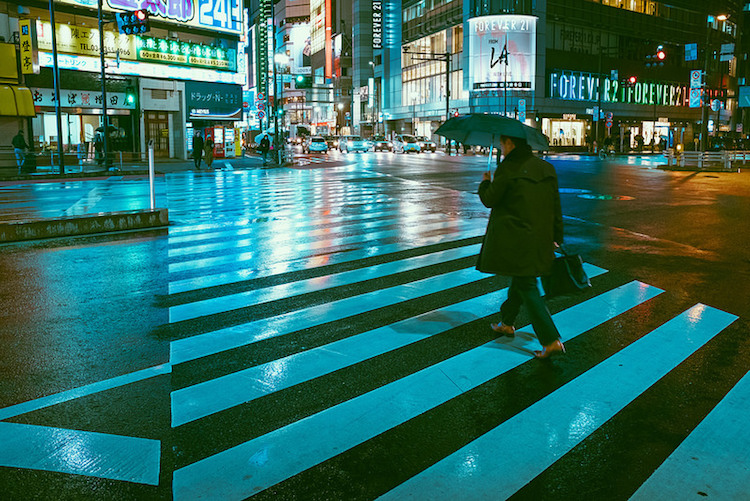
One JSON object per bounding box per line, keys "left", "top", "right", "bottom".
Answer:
{"left": 125, "top": 86, "right": 136, "bottom": 106}
{"left": 276, "top": 108, "right": 285, "bottom": 117}
{"left": 117, "top": 10, "right": 150, "bottom": 35}
{"left": 295, "top": 75, "right": 312, "bottom": 88}
{"left": 627, "top": 75, "right": 638, "bottom": 84}
{"left": 645, "top": 45, "right": 666, "bottom": 67}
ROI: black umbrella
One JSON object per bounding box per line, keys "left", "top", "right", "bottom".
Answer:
{"left": 435, "top": 113, "right": 550, "bottom": 170}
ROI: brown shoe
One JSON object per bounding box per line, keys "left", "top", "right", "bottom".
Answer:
{"left": 491, "top": 322, "right": 515, "bottom": 337}
{"left": 533, "top": 339, "right": 566, "bottom": 359}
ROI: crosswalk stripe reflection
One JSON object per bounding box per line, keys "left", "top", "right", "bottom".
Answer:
{"left": 171, "top": 280, "right": 662, "bottom": 500}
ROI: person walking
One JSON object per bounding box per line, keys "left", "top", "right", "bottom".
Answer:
{"left": 12, "top": 130, "right": 28, "bottom": 174}
{"left": 259, "top": 134, "right": 270, "bottom": 165}
{"left": 476, "top": 135, "right": 566, "bottom": 359}
{"left": 203, "top": 135, "right": 214, "bottom": 169}
{"left": 192, "top": 131, "right": 204, "bottom": 169}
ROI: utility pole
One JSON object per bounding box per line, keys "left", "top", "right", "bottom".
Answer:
{"left": 98, "top": 0, "right": 109, "bottom": 169}
{"left": 49, "top": 0, "right": 64, "bottom": 173}
{"left": 402, "top": 47, "right": 451, "bottom": 153}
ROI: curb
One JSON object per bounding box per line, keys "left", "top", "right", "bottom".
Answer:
{"left": 0, "top": 208, "right": 169, "bottom": 243}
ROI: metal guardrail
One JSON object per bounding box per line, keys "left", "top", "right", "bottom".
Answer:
{"left": 665, "top": 150, "right": 747, "bottom": 170}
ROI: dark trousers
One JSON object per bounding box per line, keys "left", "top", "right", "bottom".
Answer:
{"left": 500, "top": 276, "right": 561, "bottom": 346}
{"left": 193, "top": 151, "right": 203, "bottom": 168}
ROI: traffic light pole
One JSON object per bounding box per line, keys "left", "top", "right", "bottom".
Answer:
{"left": 402, "top": 48, "right": 451, "bottom": 154}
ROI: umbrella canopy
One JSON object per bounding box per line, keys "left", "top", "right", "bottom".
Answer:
{"left": 435, "top": 113, "right": 549, "bottom": 151}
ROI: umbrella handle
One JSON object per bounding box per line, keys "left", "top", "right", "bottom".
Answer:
{"left": 487, "top": 134, "right": 494, "bottom": 172}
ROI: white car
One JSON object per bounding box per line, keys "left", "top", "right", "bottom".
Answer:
{"left": 304, "top": 136, "right": 329, "bottom": 153}
{"left": 339, "top": 135, "right": 370, "bottom": 153}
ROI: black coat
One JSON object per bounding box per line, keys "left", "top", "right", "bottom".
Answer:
{"left": 193, "top": 135, "right": 204, "bottom": 157}
{"left": 476, "top": 146, "right": 563, "bottom": 277}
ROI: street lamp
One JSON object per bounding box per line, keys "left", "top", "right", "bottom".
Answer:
{"left": 337, "top": 103, "right": 344, "bottom": 135}
{"left": 700, "top": 14, "right": 728, "bottom": 152}
{"left": 272, "top": 52, "right": 289, "bottom": 163}
{"left": 411, "top": 91, "right": 419, "bottom": 135}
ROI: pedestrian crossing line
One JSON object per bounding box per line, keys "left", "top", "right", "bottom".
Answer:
{"left": 166, "top": 206, "right": 435, "bottom": 246}
{"left": 170, "top": 263, "right": 609, "bottom": 427}
{"left": 167, "top": 233, "right": 483, "bottom": 294}
{"left": 168, "top": 244, "right": 481, "bottom": 323}
{"left": 0, "top": 364, "right": 171, "bottom": 421}
{"left": 169, "top": 267, "right": 488, "bottom": 364}
{"left": 630, "top": 369, "right": 750, "bottom": 500}
{"left": 166, "top": 212, "right": 453, "bottom": 259}
{"left": 0, "top": 422, "right": 161, "bottom": 486}
{"left": 171, "top": 280, "right": 662, "bottom": 500}
{"left": 379, "top": 303, "right": 738, "bottom": 500}
{"left": 166, "top": 219, "right": 488, "bottom": 274}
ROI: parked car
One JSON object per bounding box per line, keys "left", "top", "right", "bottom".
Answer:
{"left": 304, "top": 136, "right": 329, "bottom": 154}
{"left": 392, "top": 134, "right": 421, "bottom": 153}
{"left": 339, "top": 135, "right": 370, "bottom": 153}
{"left": 417, "top": 136, "right": 437, "bottom": 152}
{"left": 372, "top": 135, "right": 392, "bottom": 151}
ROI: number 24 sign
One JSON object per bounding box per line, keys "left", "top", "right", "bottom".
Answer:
{"left": 198, "top": 0, "right": 242, "bottom": 33}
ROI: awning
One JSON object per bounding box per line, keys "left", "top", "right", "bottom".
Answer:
{"left": 0, "top": 86, "right": 36, "bottom": 117}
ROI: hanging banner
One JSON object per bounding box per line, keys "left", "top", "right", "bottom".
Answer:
{"left": 468, "top": 15, "right": 536, "bottom": 92}
{"left": 19, "top": 19, "right": 40, "bottom": 75}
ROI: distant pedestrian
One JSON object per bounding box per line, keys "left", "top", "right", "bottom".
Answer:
{"left": 476, "top": 135, "right": 566, "bottom": 359}
{"left": 94, "top": 131, "right": 105, "bottom": 166}
{"left": 204, "top": 135, "right": 214, "bottom": 169}
{"left": 259, "top": 135, "right": 270, "bottom": 165}
{"left": 12, "top": 130, "right": 28, "bottom": 173}
{"left": 193, "top": 132, "right": 204, "bottom": 169}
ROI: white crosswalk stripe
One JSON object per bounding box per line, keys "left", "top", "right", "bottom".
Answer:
{"left": 160, "top": 170, "right": 741, "bottom": 500}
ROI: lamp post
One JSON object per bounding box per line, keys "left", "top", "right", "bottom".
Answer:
{"left": 411, "top": 91, "right": 419, "bottom": 135}
{"left": 273, "top": 52, "right": 289, "bottom": 164}
{"left": 700, "top": 14, "right": 727, "bottom": 152}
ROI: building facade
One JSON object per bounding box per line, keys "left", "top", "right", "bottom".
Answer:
{"left": 1, "top": 0, "right": 246, "bottom": 161}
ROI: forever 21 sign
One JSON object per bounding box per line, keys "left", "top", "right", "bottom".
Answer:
{"left": 373, "top": 1, "right": 382, "bottom": 50}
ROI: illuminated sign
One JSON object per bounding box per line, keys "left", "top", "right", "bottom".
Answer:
{"left": 38, "top": 52, "right": 244, "bottom": 85}
{"left": 185, "top": 81, "right": 243, "bottom": 119}
{"left": 36, "top": 22, "right": 234, "bottom": 71}
{"left": 548, "top": 70, "right": 697, "bottom": 106}
{"left": 30, "top": 88, "right": 135, "bottom": 109}
{"left": 55, "top": 0, "right": 243, "bottom": 35}
{"left": 373, "top": 0, "right": 383, "bottom": 50}
{"left": 468, "top": 15, "right": 536, "bottom": 92}
{"left": 19, "top": 19, "right": 39, "bottom": 74}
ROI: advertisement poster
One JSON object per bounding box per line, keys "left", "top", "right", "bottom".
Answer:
{"left": 468, "top": 15, "right": 536, "bottom": 91}
{"left": 288, "top": 23, "right": 311, "bottom": 75}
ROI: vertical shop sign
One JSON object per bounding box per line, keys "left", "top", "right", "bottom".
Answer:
{"left": 19, "top": 19, "right": 40, "bottom": 74}
{"left": 372, "top": 1, "right": 383, "bottom": 50}
{"left": 325, "top": 0, "right": 333, "bottom": 79}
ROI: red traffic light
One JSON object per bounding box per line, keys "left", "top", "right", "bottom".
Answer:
{"left": 135, "top": 9, "right": 148, "bottom": 21}
{"left": 628, "top": 76, "right": 637, "bottom": 84}
{"left": 656, "top": 50, "right": 666, "bottom": 60}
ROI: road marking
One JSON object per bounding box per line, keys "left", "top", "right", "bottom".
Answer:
{"left": 166, "top": 219, "right": 488, "bottom": 273}
{"left": 171, "top": 280, "right": 662, "bottom": 500}
{"left": 0, "top": 422, "right": 161, "bottom": 485}
{"left": 379, "top": 303, "right": 738, "bottom": 500}
{"left": 0, "top": 364, "right": 171, "bottom": 421}
{"left": 631, "top": 369, "right": 750, "bottom": 501}
{"left": 170, "top": 263, "right": 609, "bottom": 426}
{"left": 169, "top": 267, "right": 487, "bottom": 364}
{"left": 168, "top": 243, "right": 481, "bottom": 322}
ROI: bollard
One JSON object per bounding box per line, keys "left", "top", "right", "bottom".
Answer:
{"left": 148, "top": 139, "right": 155, "bottom": 210}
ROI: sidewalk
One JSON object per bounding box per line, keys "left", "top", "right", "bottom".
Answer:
{"left": 0, "top": 154, "right": 268, "bottom": 243}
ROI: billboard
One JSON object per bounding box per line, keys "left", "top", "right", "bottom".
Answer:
{"left": 468, "top": 15, "right": 536, "bottom": 91}
{"left": 55, "top": 0, "right": 243, "bottom": 35}
{"left": 739, "top": 86, "right": 750, "bottom": 108}
{"left": 288, "top": 24, "right": 311, "bottom": 75}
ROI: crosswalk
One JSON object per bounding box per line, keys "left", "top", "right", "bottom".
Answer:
{"left": 1, "top": 167, "right": 745, "bottom": 499}
{"left": 162, "top": 169, "right": 744, "bottom": 500}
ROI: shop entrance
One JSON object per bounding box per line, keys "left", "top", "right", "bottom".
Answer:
{"left": 145, "top": 112, "right": 170, "bottom": 158}
{"left": 542, "top": 118, "right": 586, "bottom": 147}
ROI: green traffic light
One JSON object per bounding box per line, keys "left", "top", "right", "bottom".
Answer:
{"left": 296, "top": 75, "right": 304, "bottom": 82}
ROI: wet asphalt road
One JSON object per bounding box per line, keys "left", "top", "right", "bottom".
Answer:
{"left": 0, "top": 151, "right": 748, "bottom": 500}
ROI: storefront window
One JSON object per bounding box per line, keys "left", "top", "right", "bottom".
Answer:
{"left": 543, "top": 118, "right": 585, "bottom": 146}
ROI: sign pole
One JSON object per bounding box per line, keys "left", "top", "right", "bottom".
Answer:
{"left": 98, "top": 0, "right": 110, "bottom": 168}
{"left": 49, "top": 0, "right": 65, "bottom": 174}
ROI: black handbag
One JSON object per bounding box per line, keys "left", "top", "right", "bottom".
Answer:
{"left": 541, "top": 246, "right": 592, "bottom": 297}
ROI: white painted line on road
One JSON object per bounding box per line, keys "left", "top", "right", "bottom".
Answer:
{"left": 0, "top": 422, "right": 161, "bottom": 485}
{"left": 0, "top": 364, "right": 171, "bottom": 421}
{"left": 168, "top": 244, "right": 481, "bottom": 323}
{"left": 631, "top": 370, "right": 750, "bottom": 501}
{"left": 170, "top": 263, "right": 608, "bottom": 427}
{"left": 169, "top": 267, "right": 487, "bottom": 364}
{"left": 171, "top": 280, "right": 660, "bottom": 500}
{"left": 379, "top": 304, "right": 738, "bottom": 500}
